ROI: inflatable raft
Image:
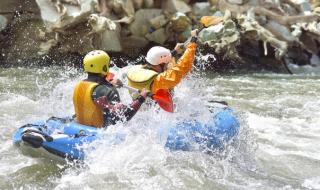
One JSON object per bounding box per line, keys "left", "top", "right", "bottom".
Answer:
{"left": 13, "top": 107, "right": 240, "bottom": 160}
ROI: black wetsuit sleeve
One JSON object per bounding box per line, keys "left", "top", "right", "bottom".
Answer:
{"left": 92, "top": 85, "right": 145, "bottom": 126}
{"left": 92, "top": 85, "right": 120, "bottom": 103}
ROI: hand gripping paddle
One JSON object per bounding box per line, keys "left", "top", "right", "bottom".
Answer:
{"left": 122, "top": 85, "right": 174, "bottom": 113}
{"left": 106, "top": 72, "right": 174, "bottom": 113}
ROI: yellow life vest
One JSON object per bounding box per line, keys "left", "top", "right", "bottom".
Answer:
{"left": 127, "top": 65, "right": 158, "bottom": 97}
{"left": 73, "top": 81, "right": 104, "bottom": 128}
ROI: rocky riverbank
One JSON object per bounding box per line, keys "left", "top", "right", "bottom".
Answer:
{"left": 0, "top": 0, "right": 319, "bottom": 72}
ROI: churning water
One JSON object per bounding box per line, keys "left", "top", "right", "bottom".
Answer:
{"left": 0, "top": 63, "right": 319, "bottom": 190}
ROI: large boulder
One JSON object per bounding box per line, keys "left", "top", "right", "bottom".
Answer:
{"left": 129, "top": 9, "right": 162, "bottom": 37}
{"left": 87, "top": 13, "right": 122, "bottom": 52}
{"left": 34, "top": 0, "right": 100, "bottom": 55}
{"left": 35, "top": 0, "right": 97, "bottom": 30}
{"left": 145, "top": 28, "right": 168, "bottom": 44}
{"left": 100, "top": 26, "right": 122, "bottom": 52}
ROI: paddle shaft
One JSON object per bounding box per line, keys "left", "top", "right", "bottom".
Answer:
{"left": 121, "top": 85, "right": 154, "bottom": 99}
{"left": 122, "top": 84, "right": 140, "bottom": 94}
{"left": 122, "top": 85, "right": 174, "bottom": 112}
{"left": 183, "top": 27, "right": 204, "bottom": 47}
{"left": 183, "top": 15, "right": 224, "bottom": 46}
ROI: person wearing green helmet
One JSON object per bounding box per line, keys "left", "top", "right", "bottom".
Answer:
{"left": 73, "top": 50, "right": 148, "bottom": 128}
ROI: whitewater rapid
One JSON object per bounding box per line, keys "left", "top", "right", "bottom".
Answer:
{"left": 0, "top": 65, "right": 319, "bottom": 189}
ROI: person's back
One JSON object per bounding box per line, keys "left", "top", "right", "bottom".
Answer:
{"left": 73, "top": 50, "right": 148, "bottom": 128}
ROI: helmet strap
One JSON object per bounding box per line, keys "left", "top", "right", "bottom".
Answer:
{"left": 102, "top": 65, "right": 108, "bottom": 73}
{"left": 160, "top": 64, "right": 167, "bottom": 72}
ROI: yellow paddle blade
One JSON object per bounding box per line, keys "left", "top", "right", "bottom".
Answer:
{"left": 200, "top": 16, "right": 223, "bottom": 27}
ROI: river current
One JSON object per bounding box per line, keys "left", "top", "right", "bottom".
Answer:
{"left": 0, "top": 63, "right": 319, "bottom": 190}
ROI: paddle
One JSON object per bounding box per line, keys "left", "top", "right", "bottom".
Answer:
{"left": 183, "top": 15, "right": 223, "bottom": 47}
{"left": 200, "top": 16, "right": 223, "bottom": 27}
{"left": 122, "top": 85, "right": 174, "bottom": 113}
{"left": 106, "top": 72, "right": 174, "bottom": 113}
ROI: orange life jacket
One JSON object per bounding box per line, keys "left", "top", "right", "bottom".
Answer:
{"left": 73, "top": 81, "right": 104, "bottom": 128}
{"left": 126, "top": 42, "right": 197, "bottom": 95}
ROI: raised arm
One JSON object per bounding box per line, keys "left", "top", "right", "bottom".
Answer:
{"left": 151, "top": 41, "right": 198, "bottom": 93}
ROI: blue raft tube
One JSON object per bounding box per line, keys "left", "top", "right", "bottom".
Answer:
{"left": 13, "top": 106, "right": 240, "bottom": 161}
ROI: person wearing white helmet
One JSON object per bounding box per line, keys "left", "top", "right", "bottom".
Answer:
{"left": 126, "top": 29, "right": 199, "bottom": 98}
{"left": 73, "top": 50, "right": 149, "bottom": 128}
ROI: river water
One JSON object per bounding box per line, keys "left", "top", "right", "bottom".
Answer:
{"left": 0, "top": 63, "right": 319, "bottom": 190}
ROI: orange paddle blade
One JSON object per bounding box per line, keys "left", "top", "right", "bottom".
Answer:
{"left": 200, "top": 16, "right": 223, "bottom": 27}
{"left": 152, "top": 89, "right": 174, "bottom": 113}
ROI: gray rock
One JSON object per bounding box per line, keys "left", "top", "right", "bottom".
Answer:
{"left": 0, "top": 15, "right": 8, "bottom": 32}
{"left": 35, "top": 0, "right": 61, "bottom": 24}
{"left": 179, "top": 25, "right": 192, "bottom": 42}
{"left": 192, "top": 2, "right": 213, "bottom": 18}
{"left": 108, "top": 0, "right": 135, "bottom": 23}
{"left": 144, "top": 0, "right": 154, "bottom": 8}
{"left": 0, "top": 0, "right": 39, "bottom": 13}
{"left": 35, "top": 0, "right": 96, "bottom": 29}
{"left": 31, "top": 0, "right": 99, "bottom": 55}
{"left": 168, "top": 12, "right": 191, "bottom": 33}
{"left": 149, "top": 15, "right": 168, "bottom": 29}
{"left": 129, "top": 9, "right": 162, "bottom": 37}
{"left": 199, "top": 22, "right": 225, "bottom": 42}
{"left": 291, "top": 0, "right": 313, "bottom": 14}
{"left": 122, "top": 36, "right": 149, "bottom": 48}
{"left": 100, "top": 28, "right": 122, "bottom": 52}
{"left": 199, "top": 19, "right": 240, "bottom": 58}
{"left": 162, "top": 0, "right": 191, "bottom": 14}
{"left": 264, "top": 21, "right": 296, "bottom": 42}
{"left": 121, "top": 35, "right": 149, "bottom": 56}
{"left": 226, "top": 0, "right": 248, "bottom": 5}
{"left": 88, "top": 14, "right": 117, "bottom": 33}
{"left": 145, "top": 28, "right": 168, "bottom": 44}
{"left": 133, "top": 0, "right": 143, "bottom": 9}
{"left": 100, "top": 32, "right": 122, "bottom": 52}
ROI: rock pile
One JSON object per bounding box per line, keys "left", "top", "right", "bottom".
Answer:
{"left": 0, "top": 0, "right": 319, "bottom": 70}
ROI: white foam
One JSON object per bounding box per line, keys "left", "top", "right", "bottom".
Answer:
{"left": 302, "top": 177, "right": 320, "bottom": 190}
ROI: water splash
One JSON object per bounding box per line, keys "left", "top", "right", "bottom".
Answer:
{"left": 4, "top": 65, "right": 320, "bottom": 189}
{"left": 48, "top": 71, "right": 255, "bottom": 189}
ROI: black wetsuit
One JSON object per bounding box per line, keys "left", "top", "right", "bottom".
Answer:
{"left": 86, "top": 73, "right": 145, "bottom": 127}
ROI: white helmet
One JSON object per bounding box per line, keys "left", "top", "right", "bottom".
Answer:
{"left": 146, "top": 46, "right": 172, "bottom": 65}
